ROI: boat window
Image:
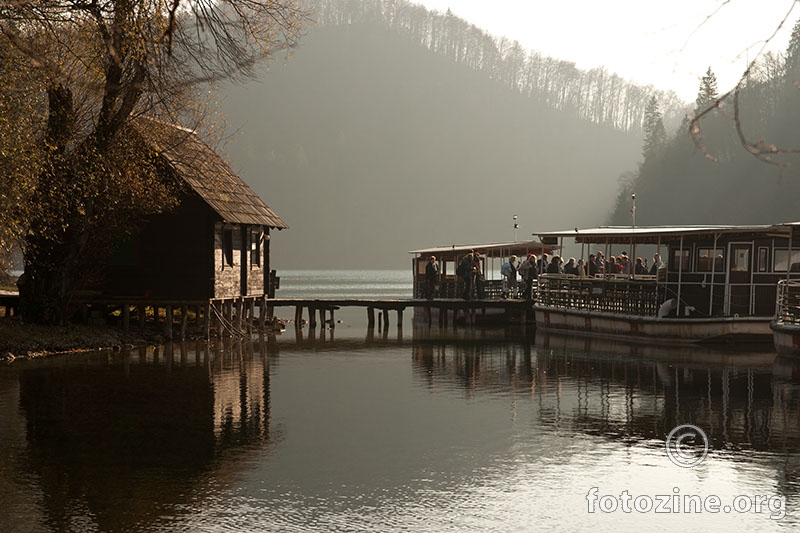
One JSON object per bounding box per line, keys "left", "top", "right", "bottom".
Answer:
{"left": 758, "top": 247, "right": 768, "bottom": 272}
{"left": 696, "top": 248, "right": 724, "bottom": 272}
{"left": 444, "top": 260, "right": 454, "bottom": 276}
{"left": 773, "top": 249, "right": 800, "bottom": 272}
{"left": 417, "top": 259, "right": 427, "bottom": 275}
{"left": 730, "top": 247, "right": 750, "bottom": 272}
{"left": 671, "top": 248, "right": 690, "bottom": 271}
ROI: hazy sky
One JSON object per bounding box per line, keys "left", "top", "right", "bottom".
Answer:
{"left": 414, "top": 0, "right": 798, "bottom": 101}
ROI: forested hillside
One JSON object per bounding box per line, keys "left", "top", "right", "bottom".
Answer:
{"left": 609, "top": 24, "right": 800, "bottom": 227}
{"left": 219, "top": 0, "right": 666, "bottom": 268}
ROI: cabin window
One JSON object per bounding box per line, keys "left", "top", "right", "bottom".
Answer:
{"left": 696, "top": 248, "right": 724, "bottom": 272}
{"left": 223, "top": 228, "right": 234, "bottom": 267}
{"left": 417, "top": 259, "right": 427, "bottom": 275}
{"left": 773, "top": 249, "right": 800, "bottom": 272}
{"left": 671, "top": 249, "right": 690, "bottom": 271}
{"left": 758, "top": 247, "right": 769, "bottom": 272}
{"left": 730, "top": 247, "right": 750, "bottom": 272}
{"left": 250, "top": 230, "right": 261, "bottom": 267}
{"left": 444, "top": 260, "right": 455, "bottom": 277}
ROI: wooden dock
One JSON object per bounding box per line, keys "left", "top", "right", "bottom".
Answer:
{"left": 267, "top": 298, "right": 535, "bottom": 329}
{"left": 0, "top": 294, "right": 534, "bottom": 337}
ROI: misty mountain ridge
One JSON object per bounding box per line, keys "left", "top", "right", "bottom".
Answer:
{"left": 219, "top": 10, "right": 643, "bottom": 268}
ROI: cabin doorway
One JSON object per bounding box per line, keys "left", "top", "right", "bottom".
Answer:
{"left": 726, "top": 242, "right": 753, "bottom": 315}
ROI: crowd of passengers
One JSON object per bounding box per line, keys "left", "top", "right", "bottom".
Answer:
{"left": 423, "top": 250, "right": 667, "bottom": 300}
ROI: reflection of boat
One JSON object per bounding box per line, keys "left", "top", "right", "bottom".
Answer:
{"left": 533, "top": 224, "right": 800, "bottom": 344}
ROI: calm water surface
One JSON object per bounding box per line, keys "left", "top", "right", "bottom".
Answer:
{"left": 1, "top": 271, "right": 799, "bottom": 532}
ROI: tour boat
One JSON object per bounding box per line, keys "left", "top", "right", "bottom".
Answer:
{"left": 532, "top": 224, "right": 800, "bottom": 344}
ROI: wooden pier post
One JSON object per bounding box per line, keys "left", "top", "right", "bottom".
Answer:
{"left": 180, "top": 304, "right": 188, "bottom": 340}
{"left": 122, "top": 304, "right": 130, "bottom": 333}
{"left": 236, "top": 298, "right": 243, "bottom": 331}
{"left": 309, "top": 306, "right": 317, "bottom": 328}
{"left": 378, "top": 311, "right": 383, "bottom": 330}
{"left": 139, "top": 305, "right": 146, "bottom": 331}
{"left": 330, "top": 308, "right": 336, "bottom": 329}
{"left": 165, "top": 304, "right": 173, "bottom": 340}
{"left": 217, "top": 301, "right": 225, "bottom": 338}
{"left": 259, "top": 298, "right": 267, "bottom": 331}
{"left": 367, "top": 307, "right": 375, "bottom": 328}
{"left": 397, "top": 309, "right": 403, "bottom": 328}
{"left": 205, "top": 302, "right": 211, "bottom": 339}
{"left": 382, "top": 308, "right": 390, "bottom": 329}
{"left": 320, "top": 307, "right": 326, "bottom": 329}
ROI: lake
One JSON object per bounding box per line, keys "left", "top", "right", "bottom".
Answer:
{"left": 0, "top": 270, "right": 798, "bottom": 532}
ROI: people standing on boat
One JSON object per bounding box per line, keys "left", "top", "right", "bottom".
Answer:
{"left": 649, "top": 253, "right": 664, "bottom": 275}
{"left": 608, "top": 256, "right": 621, "bottom": 274}
{"left": 537, "top": 253, "right": 549, "bottom": 275}
{"left": 458, "top": 251, "right": 474, "bottom": 299}
{"left": 473, "top": 252, "right": 486, "bottom": 299}
{"left": 563, "top": 257, "right": 577, "bottom": 275}
{"left": 424, "top": 255, "right": 439, "bottom": 299}
{"left": 577, "top": 259, "right": 588, "bottom": 277}
{"left": 588, "top": 254, "right": 598, "bottom": 277}
{"left": 501, "top": 255, "right": 518, "bottom": 299}
{"left": 619, "top": 252, "right": 631, "bottom": 274}
{"left": 634, "top": 257, "right": 647, "bottom": 275}
{"left": 547, "top": 255, "right": 562, "bottom": 274}
{"left": 595, "top": 251, "right": 606, "bottom": 275}
{"left": 518, "top": 253, "right": 538, "bottom": 300}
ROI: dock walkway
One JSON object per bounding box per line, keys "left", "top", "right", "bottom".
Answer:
{"left": 267, "top": 298, "right": 534, "bottom": 328}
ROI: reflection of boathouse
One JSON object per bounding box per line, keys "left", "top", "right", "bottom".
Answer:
{"left": 10, "top": 340, "right": 274, "bottom": 532}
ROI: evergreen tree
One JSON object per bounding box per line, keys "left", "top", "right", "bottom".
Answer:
{"left": 785, "top": 18, "right": 800, "bottom": 83}
{"left": 695, "top": 67, "right": 720, "bottom": 111}
{"left": 642, "top": 95, "right": 666, "bottom": 161}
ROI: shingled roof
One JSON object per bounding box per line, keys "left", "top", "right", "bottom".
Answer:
{"left": 134, "top": 116, "right": 288, "bottom": 229}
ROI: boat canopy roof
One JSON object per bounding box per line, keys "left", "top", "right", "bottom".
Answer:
{"left": 409, "top": 240, "right": 554, "bottom": 256}
{"left": 534, "top": 223, "right": 799, "bottom": 245}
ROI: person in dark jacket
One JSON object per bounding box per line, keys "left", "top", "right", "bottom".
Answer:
{"left": 459, "top": 251, "right": 474, "bottom": 299}
{"left": 424, "top": 255, "right": 439, "bottom": 299}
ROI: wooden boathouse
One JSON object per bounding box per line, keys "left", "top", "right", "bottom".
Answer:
{"left": 76, "top": 117, "right": 287, "bottom": 338}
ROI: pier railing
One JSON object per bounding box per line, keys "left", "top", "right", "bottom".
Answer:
{"left": 536, "top": 274, "right": 662, "bottom": 317}
{"left": 775, "top": 279, "right": 800, "bottom": 325}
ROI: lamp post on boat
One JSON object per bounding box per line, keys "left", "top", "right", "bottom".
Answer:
{"left": 631, "top": 193, "right": 636, "bottom": 275}
{"left": 513, "top": 214, "right": 518, "bottom": 243}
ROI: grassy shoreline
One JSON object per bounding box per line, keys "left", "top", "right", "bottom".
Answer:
{"left": 0, "top": 320, "right": 175, "bottom": 360}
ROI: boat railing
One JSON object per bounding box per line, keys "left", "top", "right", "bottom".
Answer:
{"left": 414, "top": 278, "right": 511, "bottom": 299}
{"left": 775, "top": 279, "right": 800, "bottom": 325}
{"left": 537, "top": 274, "right": 662, "bottom": 316}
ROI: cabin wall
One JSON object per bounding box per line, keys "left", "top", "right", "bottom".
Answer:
{"left": 105, "top": 194, "right": 214, "bottom": 299}
{"left": 213, "top": 223, "right": 270, "bottom": 299}
{"left": 214, "top": 223, "right": 243, "bottom": 299}
{"left": 662, "top": 235, "right": 800, "bottom": 317}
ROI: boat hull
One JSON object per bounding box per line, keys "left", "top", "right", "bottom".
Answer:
{"left": 771, "top": 319, "right": 800, "bottom": 354}
{"left": 534, "top": 306, "right": 772, "bottom": 344}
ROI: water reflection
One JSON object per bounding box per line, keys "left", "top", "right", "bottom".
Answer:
{"left": 3, "top": 339, "right": 277, "bottom": 533}
{"left": 1, "top": 330, "right": 800, "bottom": 532}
